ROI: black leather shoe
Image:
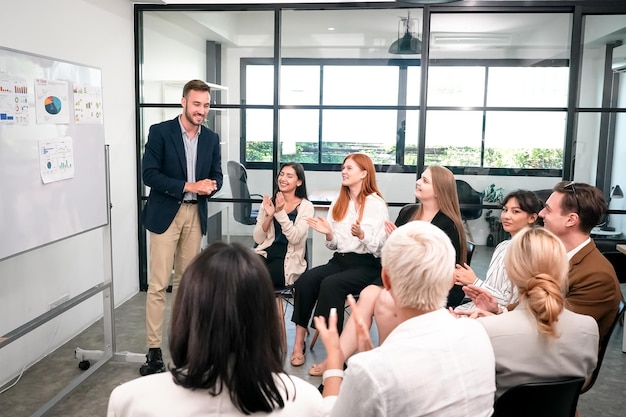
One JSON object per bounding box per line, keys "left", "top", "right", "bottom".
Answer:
{"left": 139, "top": 347, "right": 165, "bottom": 376}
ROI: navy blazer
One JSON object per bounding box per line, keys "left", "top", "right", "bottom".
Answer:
{"left": 141, "top": 117, "right": 223, "bottom": 235}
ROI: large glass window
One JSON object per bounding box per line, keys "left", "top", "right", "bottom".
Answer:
{"left": 426, "top": 12, "right": 571, "bottom": 173}
{"left": 244, "top": 62, "right": 407, "bottom": 165}
{"left": 243, "top": 58, "right": 569, "bottom": 171}
{"left": 424, "top": 65, "right": 568, "bottom": 169}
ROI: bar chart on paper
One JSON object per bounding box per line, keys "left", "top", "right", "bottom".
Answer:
{"left": 39, "top": 136, "right": 75, "bottom": 183}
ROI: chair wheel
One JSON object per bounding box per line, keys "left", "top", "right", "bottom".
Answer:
{"left": 78, "top": 360, "right": 90, "bottom": 370}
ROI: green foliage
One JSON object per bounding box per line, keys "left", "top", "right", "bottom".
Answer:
{"left": 483, "top": 184, "right": 505, "bottom": 203}
{"left": 246, "top": 141, "right": 563, "bottom": 170}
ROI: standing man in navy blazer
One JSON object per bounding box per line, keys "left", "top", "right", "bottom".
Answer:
{"left": 140, "top": 79, "right": 223, "bottom": 376}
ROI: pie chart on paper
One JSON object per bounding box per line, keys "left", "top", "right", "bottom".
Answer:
{"left": 44, "top": 96, "right": 62, "bottom": 115}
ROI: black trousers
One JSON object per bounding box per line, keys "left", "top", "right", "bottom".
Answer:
{"left": 291, "top": 252, "right": 381, "bottom": 333}
{"left": 262, "top": 243, "right": 288, "bottom": 288}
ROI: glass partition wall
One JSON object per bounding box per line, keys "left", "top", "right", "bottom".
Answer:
{"left": 135, "top": 2, "right": 626, "bottom": 288}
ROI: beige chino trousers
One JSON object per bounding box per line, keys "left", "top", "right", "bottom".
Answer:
{"left": 146, "top": 204, "right": 202, "bottom": 348}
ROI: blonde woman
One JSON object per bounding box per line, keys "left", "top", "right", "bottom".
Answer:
{"left": 477, "top": 227, "right": 599, "bottom": 398}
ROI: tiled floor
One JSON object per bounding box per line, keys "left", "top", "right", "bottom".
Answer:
{"left": 0, "top": 245, "right": 624, "bottom": 417}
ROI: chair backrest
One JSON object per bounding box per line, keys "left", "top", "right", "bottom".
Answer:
{"left": 466, "top": 240, "right": 476, "bottom": 265}
{"left": 455, "top": 180, "right": 483, "bottom": 220}
{"left": 493, "top": 377, "right": 586, "bottom": 417}
{"left": 533, "top": 189, "right": 553, "bottom": 207}
{"left": 581, "top": 299, "right": 625, "bottom": 394}
{"left": 226, "top": 160, "right": 257, "bottom": 225}
{"left": 601, "top": 251, "right": 626, "bottom": 284}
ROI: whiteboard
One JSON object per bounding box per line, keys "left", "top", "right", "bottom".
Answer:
{"left": 0, "top": 46, "right": 107, "bottom": 261}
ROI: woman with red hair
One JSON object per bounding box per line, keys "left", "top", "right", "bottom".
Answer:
{"left": 289, "top": 153, "right": 389, "bottom": 367}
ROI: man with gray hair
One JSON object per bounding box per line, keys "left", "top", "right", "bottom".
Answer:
{"left": 315, "top": 221, "right": 496, "bottom": 417}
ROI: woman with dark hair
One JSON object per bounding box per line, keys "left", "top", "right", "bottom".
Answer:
{"left": 290, "top": 153, "right": 389, "bottom": 367}
{"left": 254, "top": 162, "right": 313, "bottom": 288}
{"left": 107, "top": 242, "right": 324, "bottom": 416}
{"left": 454, "top": 189, "right": 543, "bottom": 311}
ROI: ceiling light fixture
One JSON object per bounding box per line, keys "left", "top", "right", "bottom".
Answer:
{"left": 388, "top": 11, "right": 422, "bottom": 55}
{"left": 431, "top": 33, "right": 512, "bottom": 47}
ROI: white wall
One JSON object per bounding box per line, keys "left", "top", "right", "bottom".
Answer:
{"left": 0, "top": 0, "right": 137, "bottom": 387}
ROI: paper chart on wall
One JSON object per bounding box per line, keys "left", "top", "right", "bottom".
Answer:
{"left": 73, "top": 84, "right": 103, "bottom": 124}
{"left": 35, "top": 79, "right": 70, "bottom": 124}
{"left": 39, "top": 136, "right": 75, "bottom": 183}
{"left": 0, "top": 75, "right": 29, "bottom": 125}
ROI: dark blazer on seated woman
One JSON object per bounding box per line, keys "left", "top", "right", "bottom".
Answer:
{"left": 394, "top": 203, "right": 462, "bottom": 264}
{"left": 391, "top": 203, "right": 464, "bottom": 306}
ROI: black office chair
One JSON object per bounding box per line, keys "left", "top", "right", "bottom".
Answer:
{"left": 601, "top": 251, "right": 626, "bottom": 284}
{"left": 275, "top": 285, "right": 294, "bottom": 351}
{"left": 581, "top": 299, "right": 625, "bottom": 394}
{"left": 532, "top": 189, "right": 553, "bottom": 207}
{"left": 455, "top": 180, "right": 484, "bottom": 242}
{"left": 227, "top": 160, "right": 262, "bottom": 225}
{"left": 466, "top": 240, "right": 476, "bottom": 265}
{"left": 493, "top": 377, "right": 586, "bottom": 417}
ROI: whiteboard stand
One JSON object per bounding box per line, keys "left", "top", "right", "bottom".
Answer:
{"left": 73, "top": 145, "right": 145, "bottom": 367}
{"left": 73, "top": 146, "right": 144, "bottom": 359}
{"left": 29, "top": 146, "right": 142, "bottom": 416}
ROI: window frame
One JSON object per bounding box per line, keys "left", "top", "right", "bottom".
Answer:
{"left": 241, "top": 57, "right": 568, "bottom": 177}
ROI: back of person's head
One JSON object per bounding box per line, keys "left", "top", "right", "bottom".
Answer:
{"left": 502, "top": 190, "right": 543, "bottom": 218}
{"left": 182, "top": 79, "right": 210, "bottom": 97}
{"left": 333, "top": 153, "right": 384, "bottom": 221}
{"left": 169, "top": 242, "right": 288, "bottom": 414}
{"left": 420, "top": 165, "right": 467, "bottom": 263}
{"left": 504, "top": 226, "right": 568, "bottom": 336}
{"left": 382, "top": 220, "right": 455, "bottom": 311}
{"left": 279, "top": 162, "right": 308, "bottom": 199}
{"left": 553, "top": 181, "right": 606, "bottom": 233}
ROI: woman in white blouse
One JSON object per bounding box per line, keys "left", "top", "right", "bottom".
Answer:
{"left": 454, "top": 189, "right": 542, "bottom": 311}
{"left": 289, "top": 153, "right": 388, "bottom": 367}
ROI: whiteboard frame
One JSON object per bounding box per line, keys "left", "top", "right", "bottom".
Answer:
{"left": 0, "top": 45, "right": 108, "bottom": 261}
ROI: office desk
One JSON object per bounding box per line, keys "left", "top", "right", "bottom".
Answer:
{"left": 617, "top": 244, "right": 626, "bottom": 255}
{"left": 591, "top": 232, "right": 626, "bottom": 254}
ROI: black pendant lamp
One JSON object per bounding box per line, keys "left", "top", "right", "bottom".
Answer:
{"left": 389, "top": 11, "right": 422, "bottom": 55}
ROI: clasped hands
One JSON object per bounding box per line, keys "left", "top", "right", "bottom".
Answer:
{"left": 188, "top": 178, "right": 217, "bottom": 195}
